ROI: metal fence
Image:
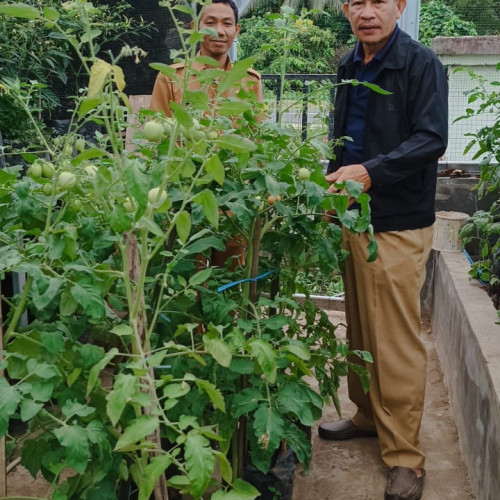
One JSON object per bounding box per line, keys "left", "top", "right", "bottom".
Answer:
{"left": 261, "top": 73, "right": 337, "bottom": 142}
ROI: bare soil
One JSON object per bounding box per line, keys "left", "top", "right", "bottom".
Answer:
{"left": 292, "top": 312, "right": 475, "bottom": 500}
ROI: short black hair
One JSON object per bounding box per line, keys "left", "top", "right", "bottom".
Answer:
{"left": 196, "top": 0, "right": 239, "bottom": 24}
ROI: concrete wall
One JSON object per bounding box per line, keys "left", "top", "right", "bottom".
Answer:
{"left": 431, "top": 250, "right": 500, "bottom": 500}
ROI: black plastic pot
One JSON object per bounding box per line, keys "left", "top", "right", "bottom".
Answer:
{"left": 244, "top": 446, "right": 296, "bottom": 500}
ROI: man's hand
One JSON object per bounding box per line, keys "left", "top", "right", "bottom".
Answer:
{"left": 325, "top": 164, "right": 372, "bottom": 193}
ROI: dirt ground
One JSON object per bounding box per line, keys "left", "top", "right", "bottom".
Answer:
{"left": 292, "top": 311, "right": 475, "bottom": 500}
{"left": 4, "top": 312, "right": 475, "bottom": 500}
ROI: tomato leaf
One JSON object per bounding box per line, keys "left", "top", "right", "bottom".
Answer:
{"left": 0, "top": 4, "right": 40, "bottom": 19}
{"left": 189, "top": 268, "right": 212, "bottom": 286}
{"left": 193, "top": 189, "right": 219, "bottom": 229}
{"left": 0, "top": 378, "right": 21, "bottom": 437}
{"left": 32, "top": 275, "right": 64, "bottom": 311}
{"left": 249, "top": 339, "right": 277, "bottom": 384}
{"left": 125, "top": 159, "right": 149, "bottom": 207}
{"left": 53, "top": 424, "right": 90, "bottom": 474}
{"left": 42, "top": 6, "right": 59, "bottom": 21}
{"left": 232, "top": 388, "right": 262, "bottom": 419}
{"left": 215, "top": 134, "right": 256, "bottom": 154}
{"left": 109, "top": 204, "right": 132, "bottom": 233}
{"left": 205, "top": 154, "right": 225, "bottom": 185}
{"left": 185, "top": 432, "right": 216, "bottom": 499}
{"left": 106, "top": 373, "right": 137, "bottom": 426}
{"left": 218, "top": 57, "right": 257, "bottom": 94}
{"left": 61, "top": 399, "right": 95, "bottom": 420}
{"left": 115, "top": 416, "right": 159, "bottom": 451}
{"left": 194, "top": 379, "right": 226, "bottom": 413}
{"left": 138, "top": 454, "right": 173, "bottom": 500}
{"left": 175, "top": 210, "right": 192, "bottom": 243}
{"left": 203, "top": 337, "right": 232, "bottom": 368}
{"left": 70, "top": 282, "right": 105, "bottom": 320}
{"left": 88, "top": 59, "right": 112, "bottom": 98}
{"left": 210, "top": 479, "right": 259, "bottom": 500}
{"left": 87, "top": 348, "right": 119, "bottom": 398}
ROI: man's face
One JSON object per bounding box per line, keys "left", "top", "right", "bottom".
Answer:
{"left": 343, "top": 0, "right": 406, "bottom": 51}
{"left": 197, "top": 3, "right": 240, "bottom": 60}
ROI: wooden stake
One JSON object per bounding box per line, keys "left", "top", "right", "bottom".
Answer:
{"left": 126, "top": 232, "right": 169, "bottom": 500}
{"left": 0, "top": 279, "right": 7, "bottom": 497}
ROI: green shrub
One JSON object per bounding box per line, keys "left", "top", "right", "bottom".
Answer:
{"left": 419, "top": 1, "right": 477, "bottom": 46}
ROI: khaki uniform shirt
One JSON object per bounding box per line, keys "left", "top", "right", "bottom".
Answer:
{"left": 150, "top": 55, "right": 262, "bottom": 117}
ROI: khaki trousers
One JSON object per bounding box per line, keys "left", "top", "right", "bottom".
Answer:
{"left": 343, "top": 225, "right": 434, "bottom": 469}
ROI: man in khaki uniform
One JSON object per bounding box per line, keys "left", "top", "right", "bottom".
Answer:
{"left": 150, "top": 0, "right": 262, "bottom": 116}
{"left": 150, "top": 0, "right": 262, "bottom": 270}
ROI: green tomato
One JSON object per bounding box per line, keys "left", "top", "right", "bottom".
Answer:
{"left": 207, "top": 130, "right": 219, "bottom": 140}
{"left": 143, "top": 120, "right": 164, "bottom": 142}
{"left": 75, "top": 138, "right": 86, "bottom": 152}
{"left": 298, "top": 168, "right": 311, "bottom": 180}
{"left": 41, "top": 162, "right": 55, "bottom": 179}
{"left": 181, "top": 119, "right": 205, "bottom": 142}
{"left": 69, "top": 199, "right": 82, "bottom": 211}
{"left": 42, "top": 183, "right": 53, "bottom": 196}
{"left": 123, "top": 198, "right": 135, "bottom": 213}
{"left": 29, "top": 162, "right": 43, "bottom": 179}
{"left": 163, "top": 118, "right": 175, "bottom": 135}
{"left": 148, "top": 187, "right": 167, "bottom": 206}
{"left": 58, "top": 171, "right": 77, "bottom": 190}
{"left": 63, "top": 143, "right": 74, "bottom": 157}
{"left": 84, "top": 164, "right": 98, "bottom": 178}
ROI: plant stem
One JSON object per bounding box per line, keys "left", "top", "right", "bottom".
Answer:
{"left": 3, "top": 274, "right": 33, "bottom": 343}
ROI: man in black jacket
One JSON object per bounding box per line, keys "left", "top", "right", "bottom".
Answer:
{"left": 318, "top": 1, "right": 448, "bottom": 499}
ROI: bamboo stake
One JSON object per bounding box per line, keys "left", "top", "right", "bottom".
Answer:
{"left": 0, "top": 279, "right": 8, "bottom": 497}
{"left": 126, "top": 232, "right": 169, "bottom": 500}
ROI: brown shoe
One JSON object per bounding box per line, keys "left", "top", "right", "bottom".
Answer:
{"left": 318, "top": 418, "right": 377, "bottom": 440}
{"left": 385, "top": 466, "right": 426, "bottom": 500}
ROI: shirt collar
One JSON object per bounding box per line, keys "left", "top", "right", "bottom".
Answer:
{"left": 353, "top": 24, "right": 400, "bottom": 64}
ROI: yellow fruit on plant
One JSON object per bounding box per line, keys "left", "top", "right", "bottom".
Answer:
{"left": 267, "top": 194, "right": 282, "bottom": 206}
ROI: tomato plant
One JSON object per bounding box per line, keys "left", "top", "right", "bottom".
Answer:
{"left": 0, "top": 3, "right": 375, "bottom": 500}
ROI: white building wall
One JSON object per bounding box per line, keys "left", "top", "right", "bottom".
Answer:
{"left": 432, "top": 37, "right": 500, "bottom": 164}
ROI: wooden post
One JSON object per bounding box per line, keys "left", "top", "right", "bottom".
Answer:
{"left": 432, "top": 211, "right": 470, "bottom": 252}
{"left": 126, "top": 232, "right": 169, "bottom": 500}
{"left": 0, "top": 279, "right": 7, "bottom": 497}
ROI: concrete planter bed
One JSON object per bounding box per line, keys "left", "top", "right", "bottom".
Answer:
{"left": 430, "top": 250, "right": 500, "bottom": 500}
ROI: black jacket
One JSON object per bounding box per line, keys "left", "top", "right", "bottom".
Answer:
{"left": 328, "top": 30, "right": 448, "bottom": 232}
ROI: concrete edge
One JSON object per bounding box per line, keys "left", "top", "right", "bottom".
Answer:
{"left": 293, "top": 293, "right": 345, "bottom": 312}
{"left": 431, "top": 250, "right": 500, "bottom": 500}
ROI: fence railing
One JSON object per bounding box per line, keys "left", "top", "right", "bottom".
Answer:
{"left": 261, "top": 73, "right": 337, "bottom": 141}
